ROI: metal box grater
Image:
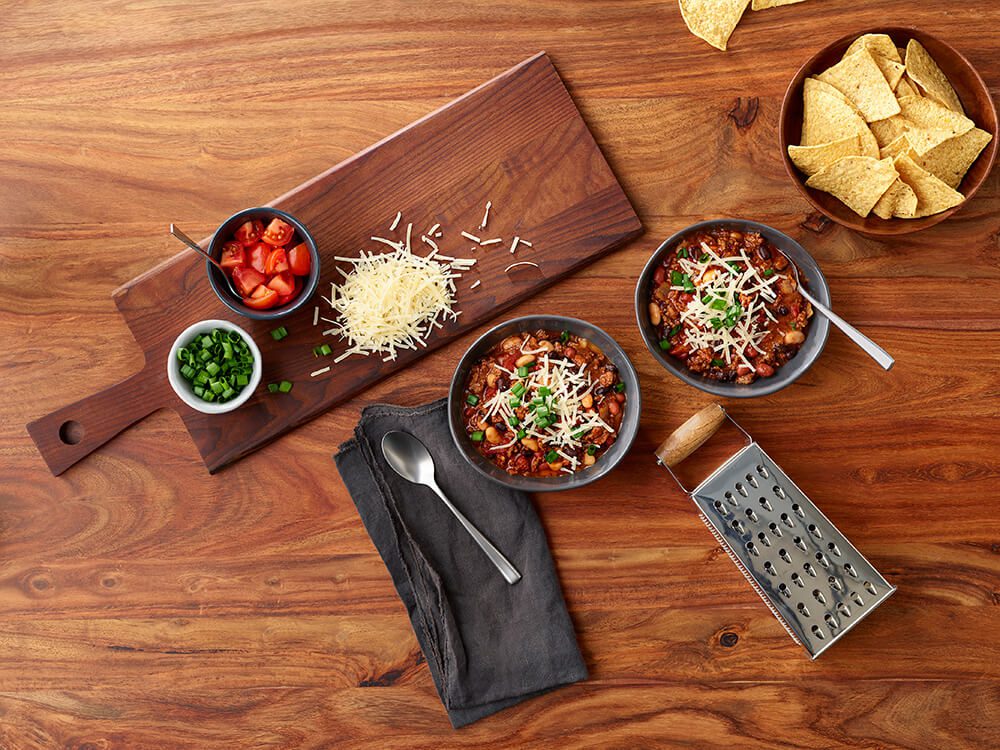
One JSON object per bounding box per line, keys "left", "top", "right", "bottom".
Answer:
{"left": 657, "top": 404, "right": 895, "bottom": 658}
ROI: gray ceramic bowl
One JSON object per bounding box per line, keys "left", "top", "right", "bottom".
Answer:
{"left": 634, "top": 219, "right": 831, "bottom": 398}
{"left": 448, "top": 315, "right": 641, "bottom": 492}
{"left": 207, "top": 207, "right": 320, "bottom": 321}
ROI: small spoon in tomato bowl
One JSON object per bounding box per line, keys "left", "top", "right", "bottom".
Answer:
{"left": 169, "top": 224, "right": 243, "bottom": 300}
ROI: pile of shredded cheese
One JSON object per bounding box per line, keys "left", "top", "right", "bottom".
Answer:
{"left": 478, "top": 336, "right": 616, "bottom": 473}
{"left": 323, "top": 238, "right": 474, "bottom": 362}
{"left": 672, "top": 241, "right": 787, "bottom": 371}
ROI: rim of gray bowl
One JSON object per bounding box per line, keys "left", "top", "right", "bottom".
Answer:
{"left": 634, "top": 218, "right": 831, "bottom": 398}
{"left": 206, "top": 206, "right": 321, "bottom": 321}
{"left": 448, "top": 315, "right": 641, "bottom": 493}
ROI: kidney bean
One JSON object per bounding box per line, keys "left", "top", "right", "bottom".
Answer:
{"left": 615, "top": 392, "right": 626, "bottom": 403}
{"left": 564, "top": 346, "right": 576, "bottom": 358}
{"left": 653, "top": 266, "right": 666, "bottom": 285}
{"left": 777, "top": 305, "right": 789, "bottom": 316}
{"left": 648, "top": 302, "right": 662, "bottom": 326}
{"left": 608, "top": 399, "right": 621, "bottom": 415}
{"left": 755, "top": 362, "right": 775, "bottom": 377}
{"left": 756, "top": 245, "right": 771, "bottom": 260}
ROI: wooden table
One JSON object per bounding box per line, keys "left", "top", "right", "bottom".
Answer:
{"left": 2, "top": 1, "right": 998, "bottom": 747}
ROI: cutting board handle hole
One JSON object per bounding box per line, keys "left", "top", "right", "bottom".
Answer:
{"left": 59, "top": 420, "right": 85, "bottom": 445}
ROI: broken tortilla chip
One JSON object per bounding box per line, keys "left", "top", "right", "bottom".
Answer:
{"left": 751, "top": 0, "right": 805, "bottom": 8}
{"left": 805, "top": 156, "right": 899, "bottom": 217}
{"left": 893, "top": 153, "right": 965, "bottom": 217}
{"left": 895, "top": 96, "right": 975, "bottom": 154}
{"left": 802, "top": 78, "right": 879, "bottom": 157}
{"left": 816, "top": 48, "right": 901, "bottom": 122}
{"left": 678, "top": 0, "right": 750, "bottom": 51}
{"left": 905, "top": 39, "right": 964, "bottom": 114}
{"left": 915, "top": 127, "right": 993, "bottom": 188}
{"left": 874, "top": 56, "right": 906, "bottom": 90}
{"left": 872, "top": 178, "right": 918, "bottom": 219}
{"left": 845, "top": 34, "right": 902, "bottom": 64}
{"left": 788, "top": 135, "right": 863, "bottom": 176}
{"left": 895, "top": 77, "right": 919, "bottom": 99}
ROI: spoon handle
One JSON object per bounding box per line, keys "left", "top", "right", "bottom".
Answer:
{"left": 170, "top": 224, "right": 222, "bottom": 270}
{"left": 800, "top": 288, "right": 895, "bottom": 371}
{"left": 428, "top": 481, "right": 522, "bottom": 585}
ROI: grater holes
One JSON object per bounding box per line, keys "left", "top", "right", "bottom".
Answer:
{"left": 778, "top": 582, "right": 791, "bottom": 598}
{"left": 811, "top": 625, "right": 825, "bottom": 640}
{"left": 851, "top": 591, "right": 865, "bottom": 606}
{"left": 864, "top": 581, "right": 878, "bottom": 596}
{"left": 803, "top": 562, "right": 817, "bottom": 577}
{"left": 844, "top": 563, "right": 858, "bottom": 578}
{"left": 745, "top": 541, "right": 760, "bottom": 557}
{"left": 828, "top": 575, "right": 844, "bottom": 592}
{"left": 745, "top": 508, "right": 759, "bottom": 523}
{"left": 745, "top": 473, "right": 759, "bottom": 489}
{"left": 780, "top": 513, "right": 795, "bottom": 528}
{"left": 724, "top": 491, "right": 739, "bottom": 507}
{"left": 812, "top": 589, "right": 827, "bottom": 605}
{"left": 791, "top": 503, "right": 805, "bottom": 519}
{"left": 713, "top": 499, "right": 728, "bottom": 516}
{"left": 793, "top": 535, "right": 807, "bottom": 551}
{"left": 763, "top": 560, "right": 777, "bottom": 576}
{"left": 756, "top": 464, "right": 770, "bottom": 478}
{"left": 824, "top": 613, "right": 839, "bottom": 630}
{"left": 808, "top": 523, "right": 823, "bottom": 539}
{"left": 791, "top": 572, "right": 804, "bottom": 587}
{"left": 815, "top": 552, "right": 831, "bottom": 569}
{"left": 768, "top": 522, "right": 783, "bottom": 537}
{"left": 759, "top": 497, "right": 773, "bottom": 512}
{"left": 731, "top": 519, "right": 747, "bottom": 535}
{"left": 827, "top": 542, "right": 842, "bottom": 557}
{"left": 797, "top": 602, "right": 811, "bottom": 617}
{"left": 778, "top": 548, "right": 792, "bottom": 564}
{"left": 757, "top": 532, "right": 771, "bottom": 547}
{"left": 735, "top": 482, "right": 749, "bottom": 498}
{"left": 773, "top": 485, "right": 786, "bottom": 499}
{"left": 836, "top": 602, "right": 852, "bottom": 618}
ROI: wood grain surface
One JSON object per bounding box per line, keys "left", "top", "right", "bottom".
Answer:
{"left": 25, "top": 52, "right": 641, "bottom": 476}
{"left": 1, "top": 1, "right": 998, "bottom": 748}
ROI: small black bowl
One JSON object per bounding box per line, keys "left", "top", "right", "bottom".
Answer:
{"left": 448, "top": 315, "right": 641, "bottom": 493}
{"left": 634, "top": 219, "right": 831, "bottom": 398}
{"left": 207, "top": 207, "right": 320, "bottom": 321}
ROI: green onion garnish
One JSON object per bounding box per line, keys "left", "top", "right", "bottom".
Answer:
{"left": 700, "top": 253, "right": 710, "bottom": 262}
{"left": 511, "top": 382, "right": 526, "bottom": 397}
{"left": 669, "top": 324, "right": 682, "bottom": 337}
{"left": 509, "top": 416, "right": 519, "bottom": 427}
{"left": 659, "top": 339, "right": 672, "bottom": 350}
{"left": 560, "top": 330, "right": 570, "bottom": 343}
{"left": 517, "top": 366, "right": 530, "bottom": 378}
{"left": 267, "top": 383, "right": 279, "bottom": 393}
{"left": 271, "top": 326, "right": 288, "bottom": 341}
{"left": 470, "top": 430, "right": 484, "bottom": 442}
{"left": 545, "top": 450, "right": 559, "bottom": 463}
{"left": 516, "top": 429, "right": 527, "bottom": 439}
{"left": 615, "top": 382, "right": 626, "bottom": 393}
{"left": 466, "top": 394, "right": 479, "bottom": 406}
{"left": 538, "top": 386, "right": 551, "bottom": 397}
{"left": 278, "top": 380, "right": 293, "bottom": 393}
{"left": 670, "top": 270, "right": 683, "bottom": 285}
{"left": 763, "top": 268, "right": 775, "bottom": 278}
{"left": 587, "top": 444, "right": 598, "bottom": 456}
{"left": 712, "top": 359, "right": 725, "bottom": 367}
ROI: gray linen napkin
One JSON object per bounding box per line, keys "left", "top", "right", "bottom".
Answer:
{"left": 334, "top": 398, "right": 587, "bottom": 728}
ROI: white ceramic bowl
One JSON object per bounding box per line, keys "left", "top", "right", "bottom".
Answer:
{"left": 167, "top": 319, "right": 262, "bottom": 414}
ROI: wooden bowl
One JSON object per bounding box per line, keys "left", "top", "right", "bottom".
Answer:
{"left": 779, "top": 27, "right": 997, "bottom": 235}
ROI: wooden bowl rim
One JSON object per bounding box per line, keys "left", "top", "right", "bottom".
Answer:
{"left": 778, "top": 26, "right": 998, "bottom": 236}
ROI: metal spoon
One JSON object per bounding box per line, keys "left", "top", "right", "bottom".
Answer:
{"left": 170, "top": 224, "right": 241, "bottom": 299}
{"left": 381, "top": 431, "right": 521, "bottom": 585}
{"left": 777, "top": 249, "right": 894, "bottom": 371}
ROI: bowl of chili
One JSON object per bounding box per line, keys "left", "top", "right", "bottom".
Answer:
{"left": 207, "top": 207, "right": 320, "bottom": 321}
{"left": 448, "top": 315, "right": 641, "bottom": 492}
{"left": 635, "top": 219, "right": 831, "bottom": 398}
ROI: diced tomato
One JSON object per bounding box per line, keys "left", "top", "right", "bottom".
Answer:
{"left": 234, "top": 219, "right": 264, "bottom": 247}
{"left": 264, "top": 247, "right": 290, "bottom": 275}
{"left": 247, "top": 242, "right": 270, "bottom": 274}
{"left": 274, "top": 276, "right": 302, "bottom": 306}
{"left": 231, "top": 266, "right": 266, "bottom": 297}
{"left": 287, "top": 243, "right": 311, "bottom": 276}
{"left": 266, "top": 271, "right": 295, "bottom": 296}
{"left": 243, "top": 284, "right": 279, "bottom": 310}
{"left": 219, "top": 241, "right": 245, "bottom": 269}
{"left": 261, "top": 218, "right": 294, "bottom": 246}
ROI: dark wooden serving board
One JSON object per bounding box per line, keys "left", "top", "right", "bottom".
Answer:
{"left": 28, "top": 52, "right": 642, "bottom": 475}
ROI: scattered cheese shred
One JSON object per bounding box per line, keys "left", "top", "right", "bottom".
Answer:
{"left": 389, "top": 212, "right": 401, "bottom": 231}
{"left": 479, "top": 238, "right": 502, "bottom": 246}
{"left": 504, "top": 261, "right": 539, "bottom": 273}
{"left": 313, "top": 306, "right": 319, "bottom": 326}
{"left": 470, "top": 279, "right": 481, "bottom": 289}
{"left": 421, "top": 235, "right": 439, "bottom": 251}
{"left": 461, "top": 231, "right": 481, "bottom": 243}
{"left": 510, "top": 236, "right": 520, "bottom": 254}
{"left": 480, "top": 201, "right": 492, "bottom": 229}
{"left": 428, "top": 223, "right": 441, "bottom": 236}
{"left": 311, "top": 366, "right": 331, "bottom": 377}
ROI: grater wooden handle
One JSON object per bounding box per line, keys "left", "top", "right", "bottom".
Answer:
{"left": 655, "top": 403, "right": 726, "bottom": 467}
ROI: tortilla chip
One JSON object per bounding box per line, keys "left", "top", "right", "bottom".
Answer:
{"left": 846, "top": 34, "right": 903, "bottom": 64}
{"left": 817, "top": 48, "right": 901, "bottom": 122}
{"left": 893, "top": 153, "right": 965, "bottom": 217}
{"left": 895, "top": 77, "right": 919, "bottom": 99}
{"left": 915, "top": 127, "right": 993, "bottom": 188}
{"left": 872, "top": 178, "right": 918, "bottom": 219}
{"left": 805, "top": 156, "right": 899, "bottom": 217}
{"left": 788, "top": 135, "right": 863, "bottom": 176}
{"left": 896, "top": 96, "right": 975, "bottom": 154}
{"left": 869, "top": 117, "right": 908, "bottom": 148}
{"left": 875, "top": 56, "right": 906, "bottom": 90}
{"left": 802, "top": 78, "right": 879, "bottom": 157}
{"left": 679, "top": 0, "right": 750, "bottom": 51}
{"left": 751, "top": 0, "right": 805, "bottom": 8}
{"left": 905, "top": 39, "right": 964, "bottom": 114}
{"left": 880, "top": 134, "right": 913, "bottom": 160}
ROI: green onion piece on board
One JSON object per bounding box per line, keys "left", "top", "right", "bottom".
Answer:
{"left": 278, "top": 380, "right": 293, "bottom": 393}
{"left": 267, "top": 383, "right": 279, "bottom": 393}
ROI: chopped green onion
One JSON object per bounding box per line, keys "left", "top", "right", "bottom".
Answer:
{"left": 677, "top": 247, "right": 689, "bottom": 258}
{"left": 270, "top": 326, "right": 288, "bottom": 341}
{"left": 180, "top": 364, "right": 195, "bottom": 379}
{"left": 536, "top": 406, "right": 549, "bottom": 418}
{"left": 516, "top": 429, "right": 527, "bottom": 440}
{"left": 177, "top": 327, "right": 254, "bottom": 403}
{"left": 710, "top": 298, "right": 727, "bottom": 311}
{"left": 466, "top": 394, "right": 479, "bottom": 406}
{"left": 700, "top": 253, "right": 710, "bottom": 262}
{"left": 221, "top": 341, "right": 233, "bottom": 359}
{"left": 267, "top": 383, "right": 279, "bottom": 393}
{"left": 200, "top": 335, "right": 213, "bottom": 349}
{"left": 545, "top": 450, "right": 559, "bottom": 463}
{"left": 712, "top": 358, "right": 725, "bottom": 367}
{"left": 560, "top": 330, "right": 570, "bottom": 343}
{"left": 517, "top": 365, "right": 530, "bottom": 378}
{"left": 791, "top": 322, "right": 797, "bottom": 330}
{"left": 236, "top": 374, "right": 249, "bottom": 386}
{"left": 537, "top": 386, "right": 551, "bottom": 397}
{"left": 587, "top": 444, "right": 599, "bottom": 456}
{"left": 615, "top": 382, "right": 626, "bottom": 393}
{"left": 670, "top": 270, "right": 683, "bottom": 285}
{"left": 210, "top": 380, "right": 225, "bottom": 394}
{"left": 511, "top": 382, "right": 526, "bottom": 397}
{"left": 177, "top": 347, "right": 190, "bottom": 362}
{"left": 659, "top": 339, "right": 672, "bottom": 350}
{"left": 508, "top": 416, "right": 519, "bottom": 427}
{"left": 221, "top": 388, "right": 235, "bottom": 400}
{"left": 509, "top": 396, "right": 520, "bottom": 408}
{"left": 278, "top": 380, "right": 293, "bottom": 393}
{"left": 763, "top": 268, "right": 775, "bottom": 278}
{"left": 470, "top": 430, "right": 484, "bottom": 442}
{"left": 669, "top": 324, "right": 682, "bottom": 338}
{"left": 193, "top": 386, "right": 204, "bottom": 397}
{"left": 205, "top": 362, "right": 220, "bottom": 376}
